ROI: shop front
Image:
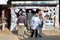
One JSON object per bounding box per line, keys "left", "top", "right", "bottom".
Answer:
{"left": 10, "top": 1, "right": 59, "bottom": 31}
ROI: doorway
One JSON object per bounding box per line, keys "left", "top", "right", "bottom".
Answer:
{"left": 0, "top": 6, "right": 11, "bottom": 31}
{"left": 10, "top": 6, "right": 57, "bottom": 31}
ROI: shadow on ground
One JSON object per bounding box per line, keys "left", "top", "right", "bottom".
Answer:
{"left": 18, "top": 35, "right": 60, "bottom": 40}
{"left": 11, "top": 31, "right": 60, "bottom": 40}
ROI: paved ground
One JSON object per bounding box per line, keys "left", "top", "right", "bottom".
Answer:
{"left": 0, "top": 28, "right": 60, "bottom": 40}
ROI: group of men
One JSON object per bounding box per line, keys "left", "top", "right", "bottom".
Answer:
{"left": 17, "top": 9, "right": 43, "bottom": 39}
{"left": 27, "top": 9, "right": 43, "bottom": 38}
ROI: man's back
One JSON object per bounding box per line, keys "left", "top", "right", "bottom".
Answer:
{"left": 17, "top": 15, "right": 25, "bottom": 23}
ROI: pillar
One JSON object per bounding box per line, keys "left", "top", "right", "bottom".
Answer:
{"left": 55, "top": 5, "right": 59, "bottom": 29}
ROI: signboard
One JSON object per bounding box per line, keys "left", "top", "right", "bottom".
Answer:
{"left": 0, "top": 0, "right": 8, "bottom": 5}
{"left": 11, "top": 1, "right": 59, "bottom": 5}
{"left": 44, "top": 20, "right": 54, "bottom": 26}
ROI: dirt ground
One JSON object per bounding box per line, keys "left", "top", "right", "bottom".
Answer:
{"left": 0, "top": 27, "right": 60, "bottom": 40}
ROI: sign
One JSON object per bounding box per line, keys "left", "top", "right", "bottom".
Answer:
{"left": 44, "top": 20, "right": 54, "bottom": 26}
{"left": 0, "top": 0, "right": 8, "bottom": 5}
{"left": 11, "top": 1, "right": 59, "bottom": 5}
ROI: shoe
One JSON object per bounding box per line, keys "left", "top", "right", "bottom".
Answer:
{"left": 39, "top": 35, "right": 42, "bottom": 37}
{"left": 18, "top": 36, "right": 23, "bottom": 39}
{"left": 27, "top": 31, "right": 31, "bottom": 33}
{"left": 30, "top": 36, "right": 33, "bottom": 37}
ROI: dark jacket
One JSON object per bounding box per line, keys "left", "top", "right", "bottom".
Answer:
{"left": 39, "top": 18, "right": 43, "bottom": 28}
{"left": 17, "top": 15, "right": 25, "bottom": 24}
{"left": 27, "top": 13, "right": 33, "bottom": 20}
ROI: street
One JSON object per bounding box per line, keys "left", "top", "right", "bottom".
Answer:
{"left": 0, "top": 28, "right": 60, "bottom": 40}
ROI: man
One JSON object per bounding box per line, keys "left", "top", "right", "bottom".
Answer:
{"left": 2, "top": 10, "right": 7, "bottom": 31}
{"left": 30, "top": 12, "right": 41, "bottom": 38}
{"left": 17, "top": 13, "right": 26, "bottom": 38}
{"left": 38, "top": 14, "right": 43, "bottom": 37}
{"left": 27, "top": 9, "right": 33, "bottom": 31}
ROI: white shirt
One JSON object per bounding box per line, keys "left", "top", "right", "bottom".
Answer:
{"left": 31, "top": 17, "right": 41, "bottom": 30}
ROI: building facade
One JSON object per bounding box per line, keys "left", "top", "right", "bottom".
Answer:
{"left": 10, "top": 1, "right": 59, "bottom": 31}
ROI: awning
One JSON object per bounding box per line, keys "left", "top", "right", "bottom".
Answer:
{"left": 11, "top": 1, "right": 59, "bottom": 5}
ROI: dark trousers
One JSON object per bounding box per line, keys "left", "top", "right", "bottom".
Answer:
{"left": 6, "top": 20, "right": 11, "bottom": 30}
{"left": 30, "top": 29, "right": 38, "bottom": 38}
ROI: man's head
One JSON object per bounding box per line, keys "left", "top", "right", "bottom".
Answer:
{"left": 34, "top": 9, "right": 40, "bottom": 17}
{"left": 29, "top": 10, "right": 32, "bottom": 13}
{"left": 39, "top": 14, "right": 42, "bottom": 18}
{"left": 35, "top": 12, "right": 39, "bottom": 17}
{"left": 2, "top": 10, "right": 5, "bottom": 14}
{"left": 38, "top": 9, "right": 42, "bottom": 14}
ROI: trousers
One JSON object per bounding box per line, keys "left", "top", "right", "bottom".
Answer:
{"left": 39, "top": 28, "right": 43, "bottom": 36}
{"left": 30, "top": 29, "right": 38, "bottom": 38}
{"left": 17, "top": 25, "right": 25, "bottom": 37}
